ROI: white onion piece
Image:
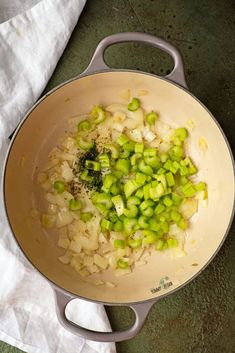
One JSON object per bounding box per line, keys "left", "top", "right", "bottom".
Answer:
{"left": 94, "top": 254, "right": 109, "bottom": 269}
{"left": 127, "top": 107, "right": 144, "bottom": 122}
{"left": 69, "top": 240, "right": 82, "bottom": 253}
{"left": 127, "top": 128, "right": 143, "bottom": 142}
{"left": 61, "top": 161, "right": 73, "bottom": 182}
{"left": 180, "top": 198, "right": 198, "bottom": 220}
{"left": 113, "top": 122, "right": 125, "bottom": 132}
{"left": 61, "top": 136, "right": 76, "bottom": 150}
{"left": 113, "top": 111, "right": 126, "bottom": 123}
{"left": 83, "top": 256, "right": 94, "bottom": 267}
{"left": 58, "top": 251, "right": 73, "bottom": 265}
{"left": 142, "top": 127, "right": 156, "bottom": 142}
{"left": 123, "top": 118, "right": 139, "bottom": 130}
{"left": 56, "top": 211, "right": 74, "bottom": 228}
{"left": 58, "top": 238, "right": 70, "bottom": 249}
{"left": 75, "top": 235, "right": 98, "bottom": 251}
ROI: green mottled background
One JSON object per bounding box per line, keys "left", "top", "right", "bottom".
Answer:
{"left": 1, "top": 0, "right": 235, "bottom": 352}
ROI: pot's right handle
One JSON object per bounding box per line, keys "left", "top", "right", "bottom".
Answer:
{"left": 83, "top": 32, "right": 187, "bottom": 89}
{"left": 54, "top": 288, "right": 156, "bottom": 342}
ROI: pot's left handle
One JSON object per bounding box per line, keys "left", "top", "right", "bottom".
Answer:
{"left": 54, "top": 288, "right": 156, "bottom": 342}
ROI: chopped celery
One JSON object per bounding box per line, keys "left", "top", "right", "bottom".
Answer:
{"left": 181, "top": 182, "right": 197, "bottom": 197}
{"left": 69, "top": 198, "right": 82, "bottom": 211}
{"left": 109, "top": 210, "right": 119, "bottom": 223}
{"left": 117, "top": 259, "right": 129, "bottom": 269}
{"left": 85, "top": 160, "right": 101, "bottom": 171}
{"left": 77, "top": 136, "right": 94, "bottom": 150}
{"left": 143, "top": 230, "right": 161, "bottom": 244}
{"left": 54, "top": 180, "right": 65, "bottom": 194}
{"left": 93, "top": 203, "right": 108, "bottom": 217}
{"left": 144, "top": 156, "right": 161, "bottom": 169}
{"left": 123, "top": 141, "right": 135, "bottom": 152}
{"left": 170, "top": 210, "right": 181, "bottom": 222}
{"left": 138, "top": 216, "right": 149, "bottom": 229}
{"left": 142, "top": 207, "right": 154, "bottom": 218}
{"left": 160, "top": 221, "right": 169, "bottom": 233}
{"left": 117, "top": 134, "right": 129, "bottom": 146}
{"left": 135, "top": 143, "right": 144, "bottom": 153}
{"left": 100, "top": 218, "right": 113, "bottom": 231}
{"left": 110, "top": 182, "right": 119, "bottom": 196}
{"left": 163, "top": 160, "right": 177, "bottom": 174}
{"left": 156, "top": 174, "right": 167, "bottom": 190}
{"left": 113, "top": 170, "right": 123, "bottom": 179}
{"left": 98, "top": 153, "right": 110, "bottom": 168}
{"left": 149, "top": 183, "right": 165, "bottom": 200}
{"left": 139, "top": 199, "right": 155, "bottom": 211}
{"left": 143, "top": 183, "right": 152, "bottom": 200}
{"left": 127, "top": 196, "right": 141, "bottom": 206}
{"left": 162, "top": 195, "right": 173, "bottom": 207}
{"left": 155, "top": 239, "right": 165, "bottom": 250}
{"left": 131, "top": 153, "right": 142, "bottom": 166}
{"left": 123, "top": 217, "right": 137, "bottom": 235}
{"left": 146, "top": 111, "right": 158, "bottom": 125}
{"left": 105, "top": 144, "right": 119, "bottom": 159}
{"left": 169, "top": 146, "right": 184, "bottom": 161}
{"left": 135, "top": 188, "right": 144, "bottom": 199}
{"left": 114, "top": 220, "right": 123, "bottom": 232}
{"left": 165, "top": 172, "right": 175, "bottom": 187}
{"left": 114, "top": 239, "right": 125, "bottom": 249}
{"left": 148, "top": 219, "right": 160, "bottom": 232}
{"left": 123, "top": 205, "right": 138, "bottom": 218}
{"left": 96, "top": 193, "right": 113, "bottom": 208}
{"left": 115, "top": 159, "right": 130, "bottom": 175}
{"left": 91, "top": 106, "right": 106, "bottom": 124}
{"left": 166, "top": 238, "right": 178, "bottom": 248}
{"left": 112, "top": 195, "right": 124, "bottom": 216}
{"left": 154, "top": 203, "right": 165, "bottom": 215}
{"left": 124, "top": 180, "right": 140, "bottom": 198}
{"left": 128, "top": 238, "right": 142, "bottom": 248}
{"left": 128, "top": 97, "right": 140, "bottom": 111}
{"left": 172, "top": 193, "right": 183, "bottom": 206}
{"left": 160, "top": 153, "right": 168, "bottom": 163}
{"left": 174, "top": 128, "right": 188, "bottom": 142}
{"left": 103, "top": 174, "right": 117, "bottom": 190}
{"left": 80, "top": 170, "right": 93, "bottom": 182}
{"left": 80, "top": 212, "right": 93, "bottom": 222}
{"left": 143, "top": 148, "right": 157, "bottom": 157}
{"left": 138, "top": 160, "right": 154, "bottom": 175}
{"left": 136, "top": 172, "right": 147, "bottom": 185}
{"left": 178, "top": 218, "right": 188, "bottom": 230}
{"left": 157, "top": 167, "right": 166, "bottom": 174}
{"left": 195, "top": 182, "right": 207, "bottom": 191}
{"left": 77, "top": 119, "right": 92, "bottom": 132}
{"left": 119, "top": 150, "right": 130, "bottom": 159}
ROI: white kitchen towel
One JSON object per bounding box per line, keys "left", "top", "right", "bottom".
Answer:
{"left": 0, "top": 1, "right": 116, "bottom": 353}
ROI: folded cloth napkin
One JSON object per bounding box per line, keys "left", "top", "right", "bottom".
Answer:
{"left": 0, "top": 1, "right": 116, "bottom": 353}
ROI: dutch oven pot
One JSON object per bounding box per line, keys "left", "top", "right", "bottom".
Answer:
{"left": 3, "top": 33, "right": 235, "bottom": 342}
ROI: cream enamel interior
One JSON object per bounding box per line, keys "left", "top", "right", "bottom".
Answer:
{"left": 4, "top": 71, "right": 235, "bottom": 304}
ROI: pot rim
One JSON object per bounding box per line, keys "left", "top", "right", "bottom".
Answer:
{"left": 2, "top": 68, "right": 235, "bottom": 306}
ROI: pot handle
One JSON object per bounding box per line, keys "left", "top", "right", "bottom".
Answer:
{"left": 83, "top": 32, "right": 187, "bottom": 88}
{"left": 53, "top": 288, "right": 156, "bottom": 342}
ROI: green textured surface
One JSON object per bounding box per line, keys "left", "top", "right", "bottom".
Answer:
{"left": 1, "top": 0, "right": 235, "bottom": 352}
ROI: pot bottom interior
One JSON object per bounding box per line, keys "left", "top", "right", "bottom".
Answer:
{"left": 4, "top": 71, "right": 234, "bottom": 303}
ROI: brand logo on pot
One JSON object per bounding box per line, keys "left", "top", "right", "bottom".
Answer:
{"left": 150, "top": 276, "right": 173, "bottom": 294}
